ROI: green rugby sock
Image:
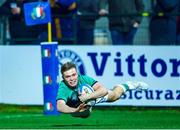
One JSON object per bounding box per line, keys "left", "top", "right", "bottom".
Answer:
{"left": 121, "top": 84, "right": 129, "bottom": 92}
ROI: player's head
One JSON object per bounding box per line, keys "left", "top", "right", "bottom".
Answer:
{"left": 61, "top": 62, "right": 78, "bottom": 88}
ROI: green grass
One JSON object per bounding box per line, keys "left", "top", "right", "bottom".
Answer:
{"left": 0, "top": 104, "right": 180, "bottom": 129}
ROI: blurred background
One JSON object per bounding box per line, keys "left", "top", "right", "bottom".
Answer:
{"left": 0, "top": 0, "right": 179, "bottom": 46}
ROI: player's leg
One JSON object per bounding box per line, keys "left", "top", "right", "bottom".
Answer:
{"left": 107, "top": 81, "right": 149, "bottom": 102}
{"left": 106, "top": 86, "right": 124, "bottom": 102}
{"left": 95, "top": 87, "right": 123, "bottom": 103}
{"left": 96, "top": 81, "right": 149, "bottom": 103}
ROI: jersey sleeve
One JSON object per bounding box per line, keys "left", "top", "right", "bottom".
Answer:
{"left": 80, "top": 75, "right": 97, "bottom": 87}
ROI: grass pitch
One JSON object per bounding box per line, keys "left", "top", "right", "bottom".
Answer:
{"left": 0, "top": 104, "right": 180, "bottom": 129}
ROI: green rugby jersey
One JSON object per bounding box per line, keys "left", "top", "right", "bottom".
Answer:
{"left": 56, "top": 74, "right": 97, "bottom": 106}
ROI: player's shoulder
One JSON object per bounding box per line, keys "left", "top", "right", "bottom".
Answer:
{"left": 79, "top": 74, "right": 97, "bottom": 86}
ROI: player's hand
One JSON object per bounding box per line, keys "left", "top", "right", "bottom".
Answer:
{"left": 75, "top": 102, "right": 87, "bottom": 112}
{"left": 79, "top": 94, "right": 90, "bottom": 102}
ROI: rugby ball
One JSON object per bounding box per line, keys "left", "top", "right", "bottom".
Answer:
{"left": 78, "top": 84, "right": 96, "bottom": 106}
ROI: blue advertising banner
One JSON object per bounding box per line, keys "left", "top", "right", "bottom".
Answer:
{"left": 0, "top": 46, "right": 179, "bottom": 107}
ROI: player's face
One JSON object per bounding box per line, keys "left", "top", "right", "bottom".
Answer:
{"left": 63, "top": 68, "right": 78, "bottom": 88}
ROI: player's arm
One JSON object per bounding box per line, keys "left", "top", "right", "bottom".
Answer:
{"left": 79, "top": 82, "right": 108, "bottom": 102}
{"left": 57, "top": 100, "right": 86, "bottom": 113}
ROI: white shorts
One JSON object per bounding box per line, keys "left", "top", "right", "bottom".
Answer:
{"left": 96, "top": 94, "right": 108, "bottom": 104}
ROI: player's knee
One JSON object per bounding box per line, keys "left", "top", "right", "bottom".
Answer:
{"left": 107, "top": 91, "right": 120, "bottom": 102}
{"left": 112, "top": 93, "right": 120, "bottom": 101}
{"left": 108, "top": 86, "right": 124, "bottom": 101}
{"left": 113, "top": 86, "right": 124, "bottom": 96}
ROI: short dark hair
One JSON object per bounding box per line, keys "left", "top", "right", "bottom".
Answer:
{"left": 61, "top": 62, "right": 77, "bottom": 75}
